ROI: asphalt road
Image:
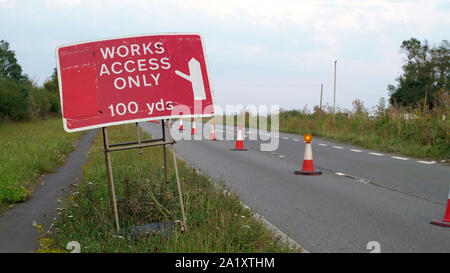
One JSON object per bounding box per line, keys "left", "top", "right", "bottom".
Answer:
{"left": 140, "top": 121, "right": 450, "bottom": 253}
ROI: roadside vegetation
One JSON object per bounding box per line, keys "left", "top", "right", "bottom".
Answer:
{"left": 211, "top": 38, "right": 449, "bottom": 161}
{"left": 1, "top": 40, "right": 60, "bottom": 122}
{"left": 212, "top": 97, "right": 448, "bottom": 161}
{"left": 0, "top": 40, "right": 81, "bottom": 213}
{"left": 0, "top": 118, "right": 82, "bottom": 213}
{"left": 276, "top": 100, "right": 448, "bottom": 161}
{"left": 38, "top": 123, "right": 296, "bottom": 253}
{"left": 213, "top": 98, "right": 450, "bottom": 159}
{"left": 279, "top": 38, "right": 449, "bottom": 160}
{"left": 0, "top": 74, "right": 60, "bottom": 121}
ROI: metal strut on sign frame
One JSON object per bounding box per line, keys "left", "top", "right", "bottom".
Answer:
{"left": 101, "top": 120, "right": 187, "bottom": 232}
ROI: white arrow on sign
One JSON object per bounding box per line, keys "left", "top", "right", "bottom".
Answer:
{"left": 175, "top": 58, "right": 206, "bottom": 100}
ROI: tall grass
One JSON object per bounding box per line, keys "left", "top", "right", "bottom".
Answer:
{"left": 0, "top": 118, "right": 82, "bottom": 212}
{"left": 212, "top": 98, "right": 449, "bottom": 160}
{"left": 40, "top": 124, "right": 296, "bottom": 253}
{"left": 276, "top": 100, "right": 449, "bottom": 160}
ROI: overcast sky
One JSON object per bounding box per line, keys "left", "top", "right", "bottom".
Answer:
{"left": 1, "top": 0, "right": 449, "bottom": 111}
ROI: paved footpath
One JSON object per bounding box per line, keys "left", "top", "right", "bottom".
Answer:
{"left": 0, "top": 129, "right": 98, "bottom": 253}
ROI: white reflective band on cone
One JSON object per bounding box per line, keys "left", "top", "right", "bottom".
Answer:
{"left": 237, "top": 127, "right": 243, "bottom": 141}
{"left": 304, "top": 142, "right": 313, "bottom": 160}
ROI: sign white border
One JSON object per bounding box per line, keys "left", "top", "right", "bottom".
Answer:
{"left": 55, "top": 32, "right": 216, "bottom": 133}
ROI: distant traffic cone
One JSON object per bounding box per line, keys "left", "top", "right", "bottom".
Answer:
{"left": 209, "top": 121, "right": 217, "bottom": 141}
{"left": 191, "top": 118, "right": 196, "bottom": 135}
{"left": 430, "top": 188, "right": 450, "bottom": 227}
{"left": 294, "top": 134, "right": 322, "bottom": 175}
{"left": 178, "top": 119, "right": 184, "bottom": 131}
{"left": 230, "top": 125, "right": 247, "bottom": 151}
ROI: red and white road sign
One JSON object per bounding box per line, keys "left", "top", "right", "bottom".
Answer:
{"left": 56, "top": 33, "right": 215, "bottom": 132}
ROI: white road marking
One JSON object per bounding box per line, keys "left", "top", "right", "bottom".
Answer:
{"left": 355, "top": 178, "right": 369, "bottom": 184}
{"left": 392, "top": 156, "right": 409, "bottom": 160}
{"left": 335, "top": 172, "right": 369, "bottom": 184}
{"left": 220, "top": 128, "right": 441, "bottom": 168}
{"left": 417, "top": 160, "right": 436, "bottom": 164}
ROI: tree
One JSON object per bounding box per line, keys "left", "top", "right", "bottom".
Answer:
{"left": 43, "top": 68, "right": 59, "bottom": 93}
{"left": 0, "top": 40, "right": 25, "bottom": 82}
{"left": 388, "top": 38, "right": 449, "bottom": 109}
{"left": 376, "top": 97, "right": 387, "bottom": 117}
{"left": 42, "top": 68, "right": 61, "bottom": 114}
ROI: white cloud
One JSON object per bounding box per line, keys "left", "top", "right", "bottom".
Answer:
{"left": 149, "top": 0, "right": 449, "bottom": 64}
{"left": 44, "top": 0, "right": 80, "bottom": 8}
{"left": 0, "top": 0, "right": 15, "bottom": 8}
{"left": 166, "top": 0, "right": 449, "bottom": 32}
{"left": 238, "top": 44, "right": 267, "bottom": 55}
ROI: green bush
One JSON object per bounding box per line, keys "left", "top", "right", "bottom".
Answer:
{"left": 0, "top": 40, "right": 60, "bottom": 121}
{"left": 224, "top": 98, "right": 449, "bottom": 160}
{"left": 28, "top": 88, "right": 52, "bottom": 119}
{"left": 0, "top": 78, "right": 29, "bottom": 120}
{"left": 0, "top": 77, "right": 60, "bottom": 121}
{"left": 0, "top": 182, "right": 31, "bottom": 203}
{"left": 48, "top": 92, "right": 60, "bottom": 114}
{"left": 275, "top": 102, "right": 449, "bottom": 160}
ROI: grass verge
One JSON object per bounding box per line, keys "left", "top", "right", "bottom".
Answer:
{"left": 203, "top": 107, "right": 449, "bottom": 161}
{"left": 40, "top": 123, "right": 297, "bottom": 253}
{"left": 0, "top": 118, "right": 82, "bottom": 213}
{"left": 276, "top": 110, "right": 449, "bottom": 161}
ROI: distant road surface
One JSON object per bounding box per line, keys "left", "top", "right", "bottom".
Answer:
{"left": 141, "top": 121, "right": 450, "bottom": 253}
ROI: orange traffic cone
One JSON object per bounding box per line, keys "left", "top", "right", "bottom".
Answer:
{"left": 231, "top": 125, "right": 247, "bottom": 151}
{"left": 430, "top": 188, "right": 450, "bottom": 227}
{"left": 210, "top": 121, "right": 217, "bottom": 141}
{"left": 178, "top": 119, "right": 184, "bottom": 131}
{"left": 191, "top": 118, "right": 196, "bottom": 135}
{"left": 294, "top": 134, "right": 322, "bottom": 175}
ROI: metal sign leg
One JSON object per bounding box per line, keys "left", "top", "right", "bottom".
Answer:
{"left": 136, "top": 122, "right": 143, "bottom": 155}
{"left": 167, "top": 120, "right": 188, "bottom": 231}
{"left": 102, "top": 127, "right": 120, "bottom": 232}
{"left": 162, "top": 120, "right": 168, "bottom": 197}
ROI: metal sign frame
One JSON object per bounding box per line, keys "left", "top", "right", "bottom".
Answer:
{"left": 101, "top": 120, "right": 187, "bottom": 232}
